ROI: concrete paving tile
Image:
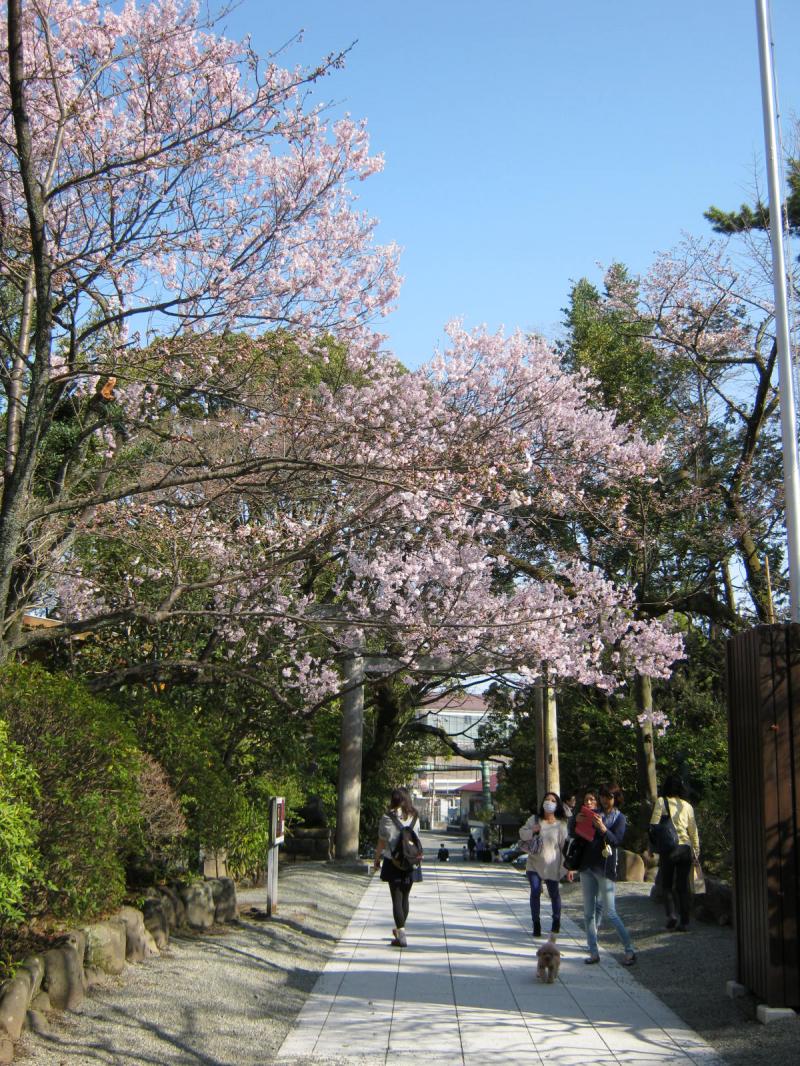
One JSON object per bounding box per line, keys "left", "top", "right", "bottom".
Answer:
{"left": 277, "top": 854, "right": 725, "bottom": 1066}
{"left": 536, "top": 1057, "right": 617, "bottom": 1066}
{"left": 387, "top": 1056, "right": 462, "bottom": 1066}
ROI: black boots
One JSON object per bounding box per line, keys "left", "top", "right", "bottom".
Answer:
{"left": 533, "top": 920, "right": 542, "bottom": 937}
{"left": 551, "top": 918, "right": 560, "bottom": 934}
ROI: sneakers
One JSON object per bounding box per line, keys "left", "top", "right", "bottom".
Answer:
{"left": 392, "top": 928, "right": 407, "bottom": 947}
{"left": 585, "top": 954, "right": 600, "bottom": 965}
{"left": 666, "top": 915, "right": 678, "bottom": 930}
{"left": 622, "top": 952, "right": 637, "bottom": 967}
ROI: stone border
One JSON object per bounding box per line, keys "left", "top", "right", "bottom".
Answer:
{"left": 0, "top": 877, "right": 237, "bottom": 1065}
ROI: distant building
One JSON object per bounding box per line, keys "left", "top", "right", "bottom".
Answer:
{"left": 458, "top": 773, "right": 498, "bottom": 822}
{"left": 411, "top": 692, "right": 508, "bottom": 828}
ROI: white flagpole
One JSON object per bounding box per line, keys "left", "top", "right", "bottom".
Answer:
{"left": 755, "top": 0, "right": 800, "bottom": 623}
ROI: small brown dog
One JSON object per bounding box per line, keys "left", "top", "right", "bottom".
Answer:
{"left": 536, "top": 934, "right": 561, "bottom": 983}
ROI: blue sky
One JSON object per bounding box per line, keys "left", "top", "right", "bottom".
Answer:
{"left": 225, "top": 1, "right": 800, "bottom": 369}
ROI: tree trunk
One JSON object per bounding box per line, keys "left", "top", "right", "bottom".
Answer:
{"left": 634, "top": 674, "right": 658, "bottom": 826}
{"left": 0, "top": 2, "right": 55, "bottom": 643}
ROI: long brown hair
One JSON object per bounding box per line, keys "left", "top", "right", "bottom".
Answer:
{"left": 389, "top": 787, "right": 417, "bottom": 819}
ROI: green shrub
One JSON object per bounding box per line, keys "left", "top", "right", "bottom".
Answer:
{"left": 0, "top": 719, "right": 41, "bottom": 927}
{"left": 0, "top": 663, "right": 142, "bottom": 920}
{"left": 226, "top": 775, "right": 304, "bottom": 881}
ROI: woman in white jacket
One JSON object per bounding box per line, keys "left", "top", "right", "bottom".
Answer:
{"left": 519, "top": 792, "right": 572, "bottom": 937}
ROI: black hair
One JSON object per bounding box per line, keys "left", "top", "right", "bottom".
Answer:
{"left": 662, "top": 775, "right": 686, "bottom": 799}
{"left": 389, "top": 786, "right": 417, "bottom": 818}
{"left": 538, "top": 791, "right": 567, "bottom": 819}
{"left": 599, "top": 783, "right": 624, "bottom": 808}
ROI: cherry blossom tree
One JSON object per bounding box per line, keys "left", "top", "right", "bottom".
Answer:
{"left": 0, "top": 0, "right": 399, "bottom": 650}
{"left": 2, "top": 2, "right": 681, "bottom": 712}
{"left": 38, "top": 322, "right": 682, "bottom": 712}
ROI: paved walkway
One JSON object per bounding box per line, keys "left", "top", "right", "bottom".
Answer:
{"left": 276, "top": 849, "right": 727, "bottom": 1066}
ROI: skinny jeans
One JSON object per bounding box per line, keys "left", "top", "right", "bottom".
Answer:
{"left": 580, "top": 868, "right": 634, "bottom": 956}
{"left": 388, "top": 882, "right": 411, "bottom": 930}
{"left": 660, "top": 844, "right": 692, "bottom": 925}
{"left": 526, "top": 871, "right": 561, "bottom": 927}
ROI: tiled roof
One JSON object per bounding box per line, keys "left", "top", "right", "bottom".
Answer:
{"left": 459, "top": 773, "right": 498, "bottom": 793}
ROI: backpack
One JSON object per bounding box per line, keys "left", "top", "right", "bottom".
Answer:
{"left": 648, "top": 796, "right": 679, "bottom": 856}
{"left": 389, "top": 812, "right": 423, "bottom": 871}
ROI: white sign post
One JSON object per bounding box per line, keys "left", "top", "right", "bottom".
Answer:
{"left": 266, "top": 796, "right": 285, "bottom": 917}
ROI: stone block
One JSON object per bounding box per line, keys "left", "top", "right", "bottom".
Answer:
{"left": 117, "top": 906, "right": 158, "bottom": 962}
{"left": 726, "top": 981, "right": 747, "bottom": 998}
{"left": 42, "top": 935, "right": 85, "bottom": 1011}
{"left": 142, "top": 897, "right": 170, "bottom": 949}
{"left": 692, "top": 876, "right": 732, "bottom": 926}
{"left": 203, "top": 850, "right": 229, "bottom": 878}
{"left": 207, "top": 877, "right": 237, "bottom": 923}
{"left": 617, "top": 849, "right": 645, "bottom": 882}
{"left": 0, "top": 970, "right": 35, "bottom": 1041}
{"left": 0, "top": 1034, "right": 13, "bottom": 1065}
{"left": 756, "top": 1004, "right": 796, "bottom": 1024}
{"left": 158, "top": 884, "right": 185, "bottom": 929}
{"left": 82, "top": 919, "right": 127, "bottom": 975}
{"left": 29, "top": 990, "right": 50, "bottom": 1012}
{"left": 178, "top": 881, "right": 215, "bottom": 929}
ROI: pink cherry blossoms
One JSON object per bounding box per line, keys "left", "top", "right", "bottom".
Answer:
{"left": 45, "top": 323, "right": 682, "bottom": 704}
{"left": 1, "top": 2, "right": 682, "bottom": 706}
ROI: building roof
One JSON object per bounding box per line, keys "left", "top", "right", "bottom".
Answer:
{"left": 459, "top": 773, "right": 498, "bottom": 794}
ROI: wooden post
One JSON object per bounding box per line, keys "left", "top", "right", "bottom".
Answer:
{"left": 266, "top": 796, "right": 284, "bottom": 917}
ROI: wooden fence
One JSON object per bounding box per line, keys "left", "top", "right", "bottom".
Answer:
{"left": 727, "top": 624, "right": 799, "bottom": 1008}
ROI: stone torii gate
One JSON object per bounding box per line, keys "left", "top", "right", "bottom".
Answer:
{"left": 333, "top": 643, "right": 561, "bottom": 861}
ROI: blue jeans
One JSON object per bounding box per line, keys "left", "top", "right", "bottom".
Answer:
{"left": 581, "top": 868, "right": 633, "bottom": 955}
{"left": 526, "top": 871, "right": 561, "bottom": 926}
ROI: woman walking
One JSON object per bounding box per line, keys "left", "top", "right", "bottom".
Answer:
{"left": 373, "top": 787, "right": 421, "bottom": 947}
{"left": 573, "top": 785, "right": 636, "bottom": 966}
{"left": 519, "top": 792, "right": 572, "bottom": 937}
{"left": 650, "top": 775, "right": 700, "bottom": 932}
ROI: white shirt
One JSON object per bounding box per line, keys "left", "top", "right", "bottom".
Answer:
{"left": 377, "top": 810, "right": 415, "bottom": 858}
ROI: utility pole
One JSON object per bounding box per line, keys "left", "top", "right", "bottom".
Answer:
{"left": 756, "top": 0, "right": 800, "bottom": 621}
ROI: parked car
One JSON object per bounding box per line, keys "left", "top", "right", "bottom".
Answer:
{"left": 499, "top": 845, "right": 523, "bottom": 863}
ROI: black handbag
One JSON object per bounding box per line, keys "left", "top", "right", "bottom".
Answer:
{"left": 561, "top": 835, "right": 586, "bottom": 871}
{"left": 648, "top": 797, "right": 679, "bottom": 856}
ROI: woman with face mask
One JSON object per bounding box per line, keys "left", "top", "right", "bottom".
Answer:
{"left": 518, "top": 792, "right": 572, "bottom": 937}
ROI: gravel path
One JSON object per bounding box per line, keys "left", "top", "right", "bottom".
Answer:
{"left": 13, "top": 866, "right": 799, "bottom": 1065}
{"left": 15, "top": 864, "right": 371, "bottom": 1066}
{"left": 558, "top": 878, "right": 800, "bottom": 1066}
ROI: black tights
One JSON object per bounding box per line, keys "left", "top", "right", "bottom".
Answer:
{"left": 389, "top": 882, "right": 411, "bottom": 929}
